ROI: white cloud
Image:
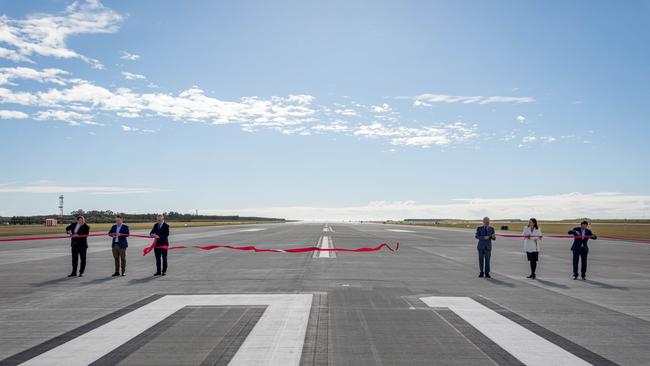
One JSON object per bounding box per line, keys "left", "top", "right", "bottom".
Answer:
{"left": 122, "top": 71, "right": 146, "bottom": 80}
{"left": 0, "top": 0, "right": 123, "bottom": 67}
{"left": 312, "top": 121, "right": 349, "bottom": 133}
{"left": 0, "top": 67, "right": 69, "bottom": 85}
{"left": 0, "top": 109, "right": 28, "bottom": 119}
{"left": 0, "top": 81, "right": 317, "bottom": 130}
{"left": 370, "top": 103, "right": 391, "bottom": 113}
{"left": 200, "top": 192, "right": 650, "bottom": 221}
{"left": 353, "top": 121, "right": 477, "bottom": 147}
{"left": 121, "top": 124, "right": 154, "bottom": 133}
{"left": 0, "top": 184, "right": 162, "bottom": 194}
{"left": 519, "top": 133, "right": 557, "bottom": 147}
{"left": 516, "top": 115, "right": 526, "bottom": 123}
{"left": 0, "top": 47, "right": 33, "bottom": 63}
{"left": 119, "top": 51, "right": 140, "bottom": 61}
{"left": 413, "top": 93, "right": 535, "bottom": 107}
{"left": 33, "top": 109, "right": 98, "bottom": 126}
{"left": 334, "top": 108, "right": 357, "bottom": 116}
{"left": 522, "top": 135, "right": 537, "bottom": 143}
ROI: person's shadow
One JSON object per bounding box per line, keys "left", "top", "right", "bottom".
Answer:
{"left": 128, "top": 276, "right": 158, "bottom": 285}
{"left": 585, "top": 280, "right": 629, "bottom": 290}
{"left": 485, "top": 277, "right": 516, "bottom": 288}
{"left": 31, "top": 277, "right": 74, "bottom": 287}
{"left": 81, "top": 277, "right": 116, "bottom": 286}
{"left": 535, "top": 279, "right": 570, "bottom": 289}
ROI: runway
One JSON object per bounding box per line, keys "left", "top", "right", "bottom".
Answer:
{"left": 0, "top": 222, "right": 648, "bottom": 365}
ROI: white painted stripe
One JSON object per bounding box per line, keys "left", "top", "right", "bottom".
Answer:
{"left": 387, "top": 229, "right": 415, "bottom": 233}
{"left": 20, "top": 294, "right": 313, "bottom": 366}
{"left": 237, "top": 228, "right": 266, "bottom": 232}
{"left": 318, "top": 236, "right": 331, "bottom": 258}
{"left": 420, "top": 296, "right": 591, "bottom": 366}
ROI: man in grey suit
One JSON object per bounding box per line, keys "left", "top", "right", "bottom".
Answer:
{"left": 475, "top": 216, "right": 496, "bottom": 278}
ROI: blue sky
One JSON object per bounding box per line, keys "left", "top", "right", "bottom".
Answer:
{"left": 1, "top": 0, "right": 649, "bottom": 220}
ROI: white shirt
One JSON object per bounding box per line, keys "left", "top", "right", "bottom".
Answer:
{"left": 523, "top": 226, "right": 542, "bottom": 253}
{"left": 73, "top": 223, "right": 80, "bottom": 234}
{"left": 114, "top": 224, "right": 122, "bottom": 243}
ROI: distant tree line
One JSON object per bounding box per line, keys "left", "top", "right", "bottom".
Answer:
{"left": 2, "top": 210, "right": 285, "bottom": 225}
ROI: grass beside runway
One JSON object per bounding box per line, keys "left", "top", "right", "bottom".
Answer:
{"left": 384, "top": 220, "right": 650, "bottom": 240}
{"left": 0, "top": 221, "right": 284, "bottom": 237}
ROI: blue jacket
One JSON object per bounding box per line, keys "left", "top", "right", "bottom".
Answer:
{"left": 568, "top": 227, "right": 596, "bottom": 252}
{"left": 475, "top": 226, "right": 496, "bottom": 250}
{"left": 108, "top": 224, "right": 129, "bottom": 249}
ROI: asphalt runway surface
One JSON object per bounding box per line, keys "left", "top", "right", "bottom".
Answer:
{"left": 0, "top": 222, "right": 648, "bottom": 365}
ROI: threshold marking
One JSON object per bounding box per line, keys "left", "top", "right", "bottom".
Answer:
{"left": 19, "top": 294, "right": 313, "bottom": 366}
{"left": 420, "top": 296, "right": 592, "bottom": 366}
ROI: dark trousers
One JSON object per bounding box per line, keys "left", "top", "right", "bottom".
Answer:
{"left": 572, "top": 249, "right": 588, "bottom": 276}
{"left": 112, "top": 246, "right": 126, "bottom": 273}
{"left": 527, "top": 251, "right": 539, "bottom": 274}
{"left": 154, "top": 248, "right": 168, "bottom": 274}
{"left": 71, "top": 245, "right": 87, "bottom": 274}
{"left": 478, "top": 247, "right": 491, "bottom": 274}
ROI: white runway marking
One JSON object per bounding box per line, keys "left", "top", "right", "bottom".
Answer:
{"left": 314, "top": 235, "right": 336, "bottom": 258}
{"left": 237, "top": 228, "right": 266, "bottom": 232}
{"left": 314, "top": 225, "right": 335, "bottom": 258}
{"left": 420, "top": 296, "right": 592, "bottom": 366}
{"left": 20, "top": 294, "right": 313, "bottom": 366}
{"left": 387, "top": 229, "right": 416, "bottom": 233}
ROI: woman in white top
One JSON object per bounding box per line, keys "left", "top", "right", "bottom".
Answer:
{"left": 523, "top": 218, "right": 542, "bottom": 279}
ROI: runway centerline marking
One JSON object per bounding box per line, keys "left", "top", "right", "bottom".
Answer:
{"left": 420, "top": 296, "right": 592, "bottom": 366}
{"left": 314, "top": 225, "right": 336, "bottom": 258}
{"left": 19, "top": 294, "right": 313, "bottom": 366}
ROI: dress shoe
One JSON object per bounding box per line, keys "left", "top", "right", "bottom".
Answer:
{"left": 527, "top": 274, "right": 533, "bottom": 279}
{"left": 573, "top": 275, "right": 578, "bottom": 280}
{"left": 162, "top": 272, "right": 166, "bottom": 276}
{"left": 581, "top": 276, "right": 586, "bottom": 281}
{"left": 112, "top": 272, "right": 120, "bottom": 277}
{"left": 153, "top": 272, "right": 161, "bottom": 276}
{"left": 67, "top": 273, "right": 76, "bottom": 277}
{"left": 478, "top": 273, "right": 484, "bottom": 278}
{"left": 121, "top": 272, "right": 125, "bottom": 276}
{"left": 531, "top": 274, "right": 536, "bottom": 279}
{"left": 485, "top": 273, "right": 492, "bottom": 278}
{"left": 78, "top": 273, "right": 83, "bottom": 277}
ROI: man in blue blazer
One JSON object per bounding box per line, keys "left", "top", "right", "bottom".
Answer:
{"left": 569, "top": 220, "right": 597, "bottom": 280}
{"left": 108, "top": 215, "right": 129, "bottom": 276}
{"left": 150, "top": 214, "right": 170, "bottom": 276}
{"left": 475, "top": 216, "right": 496, "bottom": 278}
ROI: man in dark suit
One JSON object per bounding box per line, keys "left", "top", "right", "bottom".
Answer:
{"left": 150, "top": 214, "right": 170, "bottom": 276}
{"left": 475, "top": 216, "right": 496, "bottom": 278}
{"left": 65, "top": 216, "right": 90, "bottom": 277}
{"left": 569, "top": 220, "right": 597, "bottom": 280}
{"left": 108, "top": 215, "right": 129, "bottom": 276}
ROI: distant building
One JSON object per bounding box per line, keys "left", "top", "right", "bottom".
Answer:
{"left": 45, "top": 218, "right": 58, "bottom": 226}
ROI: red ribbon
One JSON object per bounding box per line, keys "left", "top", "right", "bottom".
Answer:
{"left": 142, "top": 242, "right": 399, "bottom": 256}
{"left": 0, "top": 233, "right": 400, "bottom": 256}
